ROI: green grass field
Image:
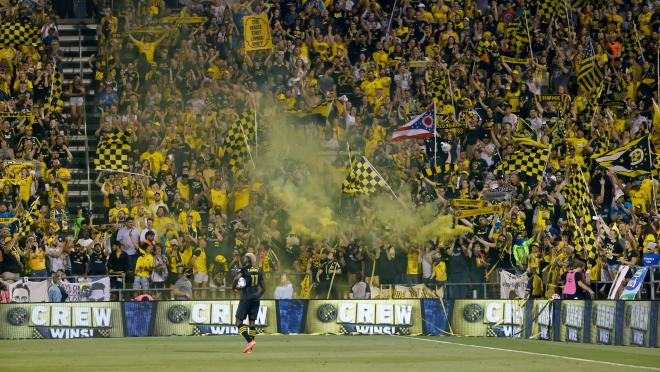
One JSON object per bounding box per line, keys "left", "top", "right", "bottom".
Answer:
{"left": 1, "top": 335, "right": 659, "bottom": 372}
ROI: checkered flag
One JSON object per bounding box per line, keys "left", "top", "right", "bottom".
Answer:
{"left": 505, "top": 18, "right": 529, "bottom": 53}
{"left": 94, "top": 132, "right": 132, "bottom": 172}
{"left": 223, "top": 111, "right": 254, "bottom": 174}
{"left": 0, "top": 22, "right": 43, "bottom": 49}
{"left": 622, "top": 23, "right": 641, "bottom": 60}
{"left": 428, "top": 76, "right": 450, "bottom": 105}
{"left": 418, "top": 163, "right": 458, "bottom": 180}
{"left": 578, "top": 43, "right": 604, "bottom": 95}
{"left": 44, "top": 71, "right": 64, "bottom": 112}
{"left": 494, "top": 138, "right": 550, "bottom": 185}
{"left": 15, "top": 198, "right": 40, "bottom": 238}
{"left": 561, "top": 165, "right": 595, "bottom": 219}
{"left": 342, "top": 157, "right": 386, "bottom": 194}
{"left": 570, "top": 213, "right": 598, "bottom": 258}
{"left": 537, "top": 0, "right": 565, "bottom": 19}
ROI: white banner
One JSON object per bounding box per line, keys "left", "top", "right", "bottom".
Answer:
{"left": 62, "top": 277, "right": 111, "bottom": 302}
{"left": 499, "top": 271, "right": 528, "bottom": 299}
{"left": 7, "top": 279, "right": 48, "bottom": 303}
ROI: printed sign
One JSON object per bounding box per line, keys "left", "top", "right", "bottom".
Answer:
{"left": 620, "top": 267, "right": 648, "bottom": 300}
{"left": 153, "top": 301, "right": 277, "bottom": 336}
{"left": 62, "top": 277, "right": 111, "bottom": 302}
{"left": 622, "top": 302, "right": 651, "bottom": 347}
{"left": 590, "top": 301, "right": 616, "bottom": 345}
{"left": 305, "top": 300, "right": 422, "bottom": 335}
{"left": 499, "top": 271, "right": 528, "bottom": 299}
{"left": 243, "top": 14, "right": 273, "bottom": 51}
{"left": 452, "top": 300, "right": 525, "bottom": 337}
{"left": 560, "top": 301, "right": 586, "bottom": 343}
{"left": 0, "top": 303, "right": 123, "bottom": 339}
{"left": 450, "top": 199, "right": 484, "bottom": 209}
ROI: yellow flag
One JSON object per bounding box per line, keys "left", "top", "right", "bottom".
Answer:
{"left": 243, "top": 14, "right": 273, "bottom": 51}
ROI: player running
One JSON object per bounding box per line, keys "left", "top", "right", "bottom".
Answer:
{"left": 233, "top": 253, "right": 265, "bottom": 353}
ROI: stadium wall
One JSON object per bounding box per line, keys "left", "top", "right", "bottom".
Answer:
{"left": 1, "top": 300, "right": 658, "bottom": 347}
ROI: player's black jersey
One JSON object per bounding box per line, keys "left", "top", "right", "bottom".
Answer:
{"left": 240, "top": 266, "right": 263, "bottom": 300}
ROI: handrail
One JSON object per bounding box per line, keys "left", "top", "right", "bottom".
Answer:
{"left": 79, "top": 22, "right": 92, "bottom": 212}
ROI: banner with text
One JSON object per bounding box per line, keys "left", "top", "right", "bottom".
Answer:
{"left": 243, "top": 14, "right": 272, "bottom": 51}
{"left": 305, "top": 300, "right": 422, "bottom": 335}
{"left": 0, "top": 303, "right": 123, "bottom": 339}
{"left": 451, "top": 300, "right": 527, "bottom": 337}
{"left": 152, "top": 301, "right": 278, "bottom": 336}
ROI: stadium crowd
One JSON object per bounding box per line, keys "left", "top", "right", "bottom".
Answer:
{"left": 0, "top": 0, "right": 658, "bottom": 302}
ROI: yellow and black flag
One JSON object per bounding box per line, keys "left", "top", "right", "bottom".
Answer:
{"left": 567, "top": 208, "right": 598, "bottom": 257}
{"left": 429, "top": 76, "right": 451, "bottom": 105}
{"left": 621, "top": 23, "right": 641, "bottom": 60}
{"left": 44, "top": 71, "right": 64, "bottom": 112}
{"left": 505, "top": 18, "right": 529, "bottom": 53}
{"left": 15, "top": 198, "right": 40, "bottom": 238}
{"left": 0, "top": 22, "right": 42, "bottom": 49}
{"left": 562, "top": 165, "right": 595, "bottom": 218}
{"left": 342, "top": 157, "right": 386, "bottom": 194}
{"left": 223, "top": 111, "right": 255, "bottom": 174}
{"left": 592, "top": 134, "right": 658, "bottom": 178}
{"left": 494, "top": 137, "right": 550, "bottom": 184}
{"left": 571, "top": 0, "right": 608, "bottom": 9}
{"left": 285, "top": 101, "right": 333, "bottom": 124}
{"left": 513, "top": 117, "right": 537, "bottom": 139}
{"left": 537, "top": 0, "right": 565, "bottom": 19}
{"left": 418, "top": 162, "right": 458, "bottom": 180}
{"left": 578, "top": 44, "right": 604, "bottom": 95}
{"left": 94, "top": 131, "right": 132, "bottom": 172}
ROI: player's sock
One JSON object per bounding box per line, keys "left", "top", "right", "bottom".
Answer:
{"left": 248, "top": 329, "right": 256, "bottom": 342}
{"left": 239, "top": 325, "right": 251, "bottom": 342}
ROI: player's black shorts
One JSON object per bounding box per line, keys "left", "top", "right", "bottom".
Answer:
{"left": 236, "top": 298, "right": 260, "bottom": 321}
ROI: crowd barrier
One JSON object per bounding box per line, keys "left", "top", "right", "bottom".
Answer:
{"left": 1, "top": 299, "right": 658, "bottom": 347}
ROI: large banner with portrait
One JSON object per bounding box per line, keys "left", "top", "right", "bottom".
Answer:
{"left": 0, "top": 303, "right": 123, "bottom": 339}
{"left": 305, "top": 300, "right": 423, "bottom": 335}
{"left": 62, "top": 277, "right": 111, "bottom": 302}
{"left": 6, "top": 279, "right": 48, "bottom": 303}
{"left": 152, "top": 301, "right": 278, "bottom": 336}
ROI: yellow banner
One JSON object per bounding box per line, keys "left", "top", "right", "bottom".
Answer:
{"left": 243, "top": 14, "right": 273, "bottom": 51}
{"left": 453, "top": 205, "right": 499, "bottom": 218}
{"left": 501, "top": 56, "right": 531, "bottom": 64}
{"left": 0, "top": 217, "right": 16, "bottom": 224}
{"left": 450, "top": 199, "right": 484, "bottom": 209}
{"left": 0, "top": 112, "right": 34, "bottom": 123}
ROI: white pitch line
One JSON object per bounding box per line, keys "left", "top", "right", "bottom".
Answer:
{"left": 399, "top": 336, "right": 660, "bottom": 371}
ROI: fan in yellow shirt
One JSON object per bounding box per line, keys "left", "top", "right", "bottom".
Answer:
{"left": 128, "top": 32, "right": 168, "bottom": 64}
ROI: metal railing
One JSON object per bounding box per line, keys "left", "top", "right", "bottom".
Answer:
{"left": 78, "top": 22, "right": 92, "bottom": 212}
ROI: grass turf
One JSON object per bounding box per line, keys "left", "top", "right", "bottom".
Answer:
{"left": 1, "top": 335, "right": 659, "bottom": 372}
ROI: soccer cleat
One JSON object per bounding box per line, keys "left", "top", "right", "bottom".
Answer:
{"left": 245, "top": 348, "right": 253, "bottom": 354}
{"left": 243, "top": 340, "right": 256, "bottom": 353}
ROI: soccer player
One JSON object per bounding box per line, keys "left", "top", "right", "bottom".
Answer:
{"left": 233, "top": 253, "right": 264, "bottom": 353}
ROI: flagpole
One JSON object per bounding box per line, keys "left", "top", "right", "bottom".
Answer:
{"left": 433, "top": 102, "right": 438, "bottom": 169}
{"left": 362, "top": 156, "right": 399, "bottom": 200}
{"left": 522, "top": 10, "right": 534, "bottom": 61}
{"left": 254, "top": 110, "right": 258, "bottom": 157}
{"left": 577, "top": 166, "right": 598, "bottom": 218}
{"left": 563, "top": 0, "right": 572, "bottom": 37}
{"left": 347, "top": 142, "right": 353, "bottom": 169}
{"left": 446, "top": 69, "right": 457, "bottom": 121}
{"left": 95, "top": 168, "right": 151, "bottom": 178}
{"left": 647, "top": 135, "right": 658, "bottom": 213}
{"left": 385, "top": 0, "right": 397, "bottom": 37}
{"left": 632, "top": 22, "right": 645, "bottom": 64}
{"left": 237, "top": 120, "right": 257, "bottom": 170}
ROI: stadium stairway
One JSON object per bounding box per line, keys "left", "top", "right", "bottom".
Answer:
{"left": 57, "top": 18, "right": 104, "bottom": 221}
